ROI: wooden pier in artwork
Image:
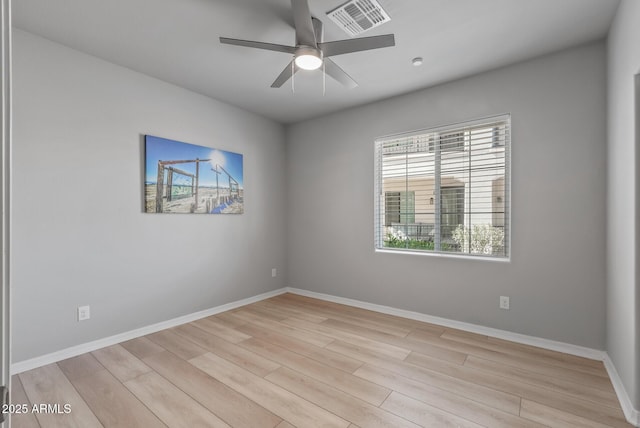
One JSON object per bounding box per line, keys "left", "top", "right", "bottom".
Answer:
{"left": 155, "top": 158, "right": 240, "bottom": 213}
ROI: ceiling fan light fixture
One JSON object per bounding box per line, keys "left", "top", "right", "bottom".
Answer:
{"left": 294, "top": 46, "right": 323, "bottom": 70}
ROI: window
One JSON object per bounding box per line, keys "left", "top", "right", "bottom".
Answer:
{"left": 440, "top": 186, "right": 464, "bottom": 239}
{"left": 385, "top": 191, "right": 415, "bottom": 226}
{"left": 375, "top": 114, "right": 510, "bottom": 258}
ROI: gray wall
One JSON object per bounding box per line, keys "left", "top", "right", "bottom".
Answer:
{"left": 11, "top": 25, "right": 614, "bottom": 369}
{"left": 286, "top": 42, "right": 607, "bottom": 349}
{"left": 607, "top": 0, "right": 640, "bottom": 408}
{"left": 12, "top": 30, "right": 287, "bottom": 362}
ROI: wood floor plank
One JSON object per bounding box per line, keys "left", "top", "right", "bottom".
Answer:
{"left": 405, "top": 350, "right": 629, "bottom": 427}
{"left": 464, "top": 355, "right": 620, "bottom": 408}
{"left": 356, "top": 364, "right": 544, "bottom": 428}
{"left": 92, "top": 344, "right": 152, "bottom": 382}
{"left": 143, "top": 350, "right": 282, "bottom": 428}
{"left": 19, "top": 364, "right": 102, "bottom": 428}
{"left": 120, "top": 336, "right": 165, "bottom": 359}
{"left": 259, "top": 298, "right": 328, "bottom": 319}
{"left": 236, "top": 305, "right": 289, "bottom": 321}
{"left": 410, "top": 323, "right": 447, "bottom": 337}
{"left": 486, "top": 335, "right": 606, "bottom": 369}
{"left": 275, "top": 295, "right": 417, "bottom": 335}
{"left": 70, "top": 368, "right": 166, "bottom": 427}
{"left": 325, "top": 311, "right": 413, "bottom": 338}
{"left": 191, "top": 316, "right": 252, "bottom": 343}
{"left": 125, "top": 371, "right": 230, "bottom": 428}
{"left": 441, "top": 328, "right": 490, "bottom": 341}
{"left": 275, "top": 422, "right": 296, "bottom": 428}
{"left": 520, "top": 399, "right": 616, "bottom": 428}
{"left": 295, "top": 304, "right": 412, "bottom": 338}
{"left": 57, "top": 353, "right": 104, "bottom": 381}
{"left": 147, "top": 329, "right": 208, "bottom": 360}
{"left": 214, "top": 311, "right": 249, "bottom": 328}
{"left": 380, "top": 392, "right": 484, "bottom": 428}
{"left": 269, "top": 296, "right": 360, "bottom": 322}
{"left": 321, "top": 318, "right": 467, "bottom": 365}
{"left": 231, "top": 310, "right": 335, "bottom": 347}
{"left": 237, "top": 322, "right": 363, "bottom": 373}
{"left": 283, "top": 317, "right": 411, "bottom": 360}
{"left": 327, "top": 339, "right": 521, "bottom": 415}
{"left": 190, "top": 352, "right": 350, "bottom": 428}
{"left": 175, "top": 323, "right": 281, "bottom": 377}
{"left": 257, "top": 299, "right": 328, "bottom": 323}
{"left": 10, "top": 375, "right": 40, "bottom": 428}
{"left": 246, "top": 302, "right": 313, "bottom": 323}
{"left": 440, "top": 331, "right": 610, "bottom": 379}
{"left": 277, "top": 294, "right": 434, "bottom": 332}
{"left": 410, "top": 329, "right": 609, "bottom": 383}
{"left": 240, "top": 337, "right": 391, "bottom": 406}
{"left": 265, "top": 366, "right": 420, "bottom": 428}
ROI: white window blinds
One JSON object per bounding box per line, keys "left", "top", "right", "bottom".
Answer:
{"left": 374, "top": 114, "right": 511, "bottom": 258}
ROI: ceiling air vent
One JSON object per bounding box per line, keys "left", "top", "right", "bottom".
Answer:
{"left": 327, "top": 0, "right": 391, "bottom": 37}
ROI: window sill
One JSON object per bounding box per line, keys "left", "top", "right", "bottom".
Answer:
{"left": 374, "top": 247, "right": 511, "bottom": 263}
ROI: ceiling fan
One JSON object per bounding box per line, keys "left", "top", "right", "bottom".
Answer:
{"left": 220, "top": 0, "right": 395, "bottom": 89}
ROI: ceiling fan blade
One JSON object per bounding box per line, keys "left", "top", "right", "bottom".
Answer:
{"left": 220, "top": 37, "right": 296, "bottom": 54}
{"left": 324, "top": 59, "right": 358, "bottom": 89}
{"left": 312, "top": 17, "right": 324, "bottom": 44}
{"left": 291, "top": 0, "right": 316, "bottom": 46}
{"left": 319, "top": 34, "right": 395, "bottom": 57}
{"left": 271, "top": 60, "right": 299, "bottom": 88}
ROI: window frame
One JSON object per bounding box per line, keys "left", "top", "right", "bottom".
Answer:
{"left": 374, "top": 114, "right": 511, "bottom": 261}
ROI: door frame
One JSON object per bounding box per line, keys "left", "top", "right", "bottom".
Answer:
{"left": 1, "top": 0, "right": 11, "bottom": 425}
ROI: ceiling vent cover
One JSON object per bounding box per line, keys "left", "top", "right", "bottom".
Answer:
{"left": 327, "top": 0, "right": 391, "bottom": 37}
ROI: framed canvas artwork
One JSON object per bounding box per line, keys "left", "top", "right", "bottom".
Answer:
{"left": 144, "top": 135, "right": 244, "bottom": 214}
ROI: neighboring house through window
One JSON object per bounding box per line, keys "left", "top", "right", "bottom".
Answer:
{"left": 374, "top": 114, "right": 510, "bottom": 258}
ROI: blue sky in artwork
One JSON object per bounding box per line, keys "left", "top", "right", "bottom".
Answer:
{"left": 145, "top": 135, "right": 243, "bottom": 188}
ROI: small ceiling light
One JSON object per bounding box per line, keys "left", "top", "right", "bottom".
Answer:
{"left": 295, "top": 46, "right": 323, "bottom": 70}
{"left": 412, "top": 57, "right": 423, "bottom": 67}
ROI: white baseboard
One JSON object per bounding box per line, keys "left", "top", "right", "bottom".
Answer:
{"left": 603, "top": 354, "right": 640, "bottom": 427}
{"left": 11, "top": 288, "right": 288, "bottom": 374}
{"left": 286, "top": 287, "right": 640, "bottom": 427}
{"left": 286, "top": 287, "right": 605, "bottom": 360}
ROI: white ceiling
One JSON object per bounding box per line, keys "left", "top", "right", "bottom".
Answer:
{"left": 13, "top": 0, "right": 620, "bottom": 124}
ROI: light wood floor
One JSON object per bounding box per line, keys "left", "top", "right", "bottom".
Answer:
{"left": 12, "top": 293, "right": 631, "bottom": 427}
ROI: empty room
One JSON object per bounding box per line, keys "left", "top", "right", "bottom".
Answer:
{"left": 1, "top": 0, "right": 639, "bottom": 426}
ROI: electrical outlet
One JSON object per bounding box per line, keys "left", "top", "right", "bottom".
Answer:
{"left": 78, "top": 305, "right": 91, "bottom": 321}
{"left": 272, "top": 268, "right": 277, "bottom": 278}
{"left": 499, "top": 296, "right": 510, "bottom": 310}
